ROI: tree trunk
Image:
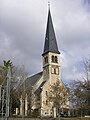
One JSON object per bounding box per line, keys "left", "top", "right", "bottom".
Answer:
{"left": 58, "top": 108, "right": 60, "bottom": 120}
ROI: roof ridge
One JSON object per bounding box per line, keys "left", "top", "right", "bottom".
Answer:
{"left": 30, "top": 71, "right": 43, "bottom": 78}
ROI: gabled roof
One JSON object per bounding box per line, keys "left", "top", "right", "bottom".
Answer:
{"left": 42, "top": 9, "right": 60, "bottom": 56}
{"left": 25, "top": 72, "right": 43, "bottom": 87}
{"left": 35, "top": 80, "right": 46, "bottom": 95}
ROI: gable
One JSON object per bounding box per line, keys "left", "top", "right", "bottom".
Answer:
{"left": 35, "top": 81, "right": 46, "bottom": 95}
{"left": 25, "top": 72, "right": 43, "bottom": 87}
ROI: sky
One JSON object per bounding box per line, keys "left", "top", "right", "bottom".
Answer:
{"left": 0, "top": 0, "right": 90, "bottom": 83}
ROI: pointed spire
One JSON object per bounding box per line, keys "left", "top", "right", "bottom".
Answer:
{"left": 42, "top": 6, "right": 60, "bottom": 56}
{"left": 48, "top": 1, "right": 50, "bottom": 10}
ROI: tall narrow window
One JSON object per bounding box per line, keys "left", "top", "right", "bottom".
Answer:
{"left": 54, "top": 68, "right": 56, "bottom": 74}
{"left": 46, "top": 56, "right": 48, "bottom": 63}
{"left": 55, "top": 56, "right": 58, "bottom": 63}
{"left": 44, "top": 56, "right": 48, "bottom": 63}
{"left": 52, "top": 56, "right": 54, "bottom": 62}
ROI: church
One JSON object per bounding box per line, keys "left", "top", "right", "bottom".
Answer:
{"left": 18, "top": 7, "right": 69, "bottom": 117}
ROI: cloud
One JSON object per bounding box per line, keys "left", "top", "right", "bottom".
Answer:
{"left": 0, "top": 0, "right": 90, "bottom": 82}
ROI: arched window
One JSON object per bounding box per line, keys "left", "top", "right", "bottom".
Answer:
{"left": 44, "top": 56, "right": 48, "bottom": 63}
{"left": 54, "top": 68, "right": 56, "bottom": 74}
{"left": 46, "top": 56, "right": 48, "bottom": 63}
{"left": 52, "top": 56, "right": 54, "bottom": 62}
{"left": 55, "top": 56, "right": 58, "bottom": 63}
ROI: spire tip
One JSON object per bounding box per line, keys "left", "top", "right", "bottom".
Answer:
{"left": 48, "top": 1, "right": 50, "bottom": 10}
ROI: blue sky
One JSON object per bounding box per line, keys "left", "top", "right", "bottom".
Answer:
{"left": 0, "top": 0, "right": 90, "bottom": 83}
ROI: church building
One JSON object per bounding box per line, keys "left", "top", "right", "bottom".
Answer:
{"left": 19, "top": 7, "right": 68, "bottom": 117}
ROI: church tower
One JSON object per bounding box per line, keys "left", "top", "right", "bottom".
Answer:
{"left": 42, "top": 8, "right": 60, "bottom": 84}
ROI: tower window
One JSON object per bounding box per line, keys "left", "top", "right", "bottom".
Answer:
{"left": 54, "top": 68, "right": 56, "bottom": 74}
{"left": 44, "top": 56, "right": 48, "bottom": 63}
{"left": 52, "top": 56, "right": 54, "bottom": 62}
{"left": 52, "top": 66, "right": 59, "bottom": 74}
{"left": 55, "top": 56, "right": 58, "bottom": 63}
{"left": 52, "top": 55, "right": 58, "bottom": 63}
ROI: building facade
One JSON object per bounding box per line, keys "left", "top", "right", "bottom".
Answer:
{"left": 19, "top": 8, "right": 68, "bottom": 117}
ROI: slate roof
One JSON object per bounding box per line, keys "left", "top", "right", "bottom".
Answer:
{"left": 35, "top": 80, "right": 46, "bottom": 95}
{"left": 42, "top": 9, "right": 60, "bottom": 56}
{"left": 25, "top": 72, "right": 43, "bottom": 87}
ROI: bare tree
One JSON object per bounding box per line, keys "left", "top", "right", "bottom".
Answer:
{"left": 69, "top": 59, "right": 90, "bottom": 117}
{"left": 47, "top": 80, "right": 69, "bottom": 119}
{"left": 0, "top": 60, "right": 29, "bottom": 117}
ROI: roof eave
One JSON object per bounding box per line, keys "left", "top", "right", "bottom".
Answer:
{"left": 42, "top": 51, "right": 60, "bottom": 56}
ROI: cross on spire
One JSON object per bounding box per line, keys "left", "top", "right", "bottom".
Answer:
{"left": 48, "top": 1, "right": 50, "bottom": 9}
